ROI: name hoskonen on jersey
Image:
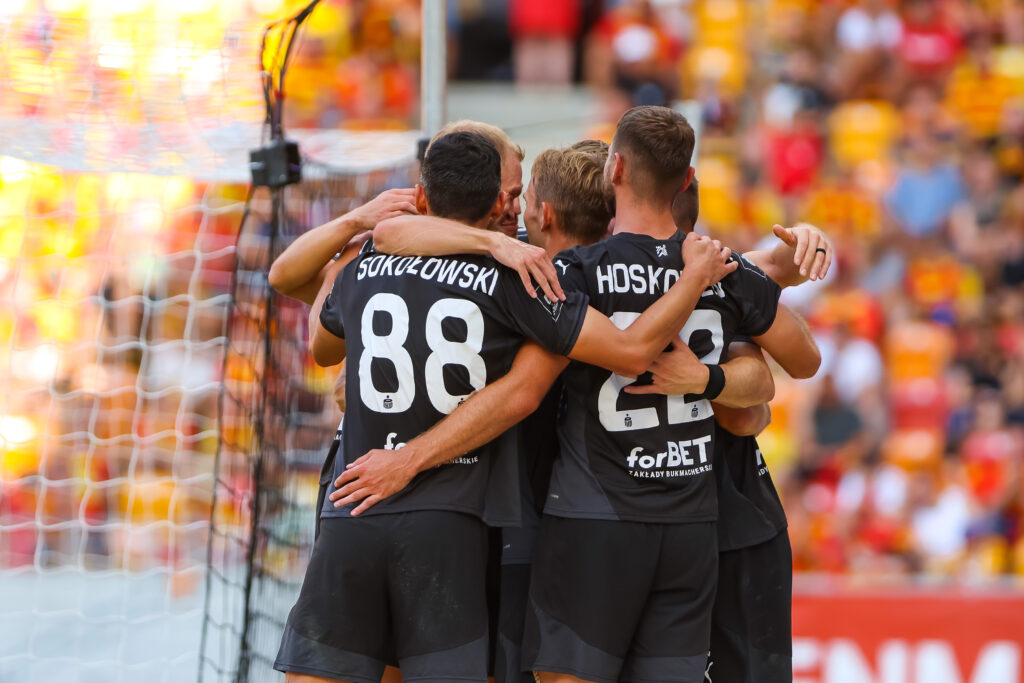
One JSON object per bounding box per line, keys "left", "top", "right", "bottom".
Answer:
{"left": 544, "top": 231, "right": 781, "bottom": 524}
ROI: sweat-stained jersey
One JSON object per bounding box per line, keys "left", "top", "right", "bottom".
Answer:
{"left": 544, "top": 231, "right": 781, "bottom": 523}
{"left": 319, "top": 239, "right": 588, "bottom": 525}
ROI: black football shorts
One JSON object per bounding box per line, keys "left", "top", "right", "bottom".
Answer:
{"left": 707, "top": 529, "right": 792, "bottom": 683}
{"left": 274, "top": 511, "right": 490, "bottom": 682}
{"left": 495, "top": 562, "right": 533, "bottom": 683}
{"left": 523, "top": 515, "right": 718, "bottom": 683}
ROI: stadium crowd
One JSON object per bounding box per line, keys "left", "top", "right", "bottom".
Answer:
{"left": 2, "top": 0, "right": 1022, "bottom": 582}
{"left": 299, "top": 0, "right": 1024, "bottom": 579}
{"left": 578, "top": 0, "right": 1024, "bottom": 579}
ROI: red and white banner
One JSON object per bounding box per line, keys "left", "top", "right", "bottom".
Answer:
{"left": 793, "top": 585, "right": 1024, "bottom": 683}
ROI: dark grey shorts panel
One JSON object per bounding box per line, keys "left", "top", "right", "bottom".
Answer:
{"left": 399, "top": 635, "right": 490, "bottom": 682}
{"left": 274, "top": 623, "right": 386, "bottom": 683}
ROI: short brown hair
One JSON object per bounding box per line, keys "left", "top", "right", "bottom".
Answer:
{"left": 531, "top": 147, "right": 612, "bottom": 246}
{"left": 430, "top": 119, "right": 525, "bottom": 163}
{"left": 613, "top": 106, "right": 694, "bottom": 203}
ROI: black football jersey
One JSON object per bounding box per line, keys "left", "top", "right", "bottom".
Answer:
{"left": 544, "top": 231, "right": 781, "bottom": 523}
{"left": 501, "top": 380, "right": 562, "bottom": 565}
{"left": 319, "top": 240, "right": 589, "bottom": 524}
{"left": 714, "top": 426, "right": 788, "bottom": 551}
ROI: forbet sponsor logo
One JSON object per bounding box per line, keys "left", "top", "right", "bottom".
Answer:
{"left": 625, "top": 436, "right": 713, "bottom": 478}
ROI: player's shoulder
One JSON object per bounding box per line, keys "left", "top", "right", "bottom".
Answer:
{"left": 720, "top": 252, "right": 773, "bottom": 293}
{"left": 553, "top": 232, "right": 639, "bottom": 266}
{"left": 732, "top": 252, "right": 771, "bottom": 281}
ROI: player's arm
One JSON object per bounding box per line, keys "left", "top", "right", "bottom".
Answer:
{"left": 330, "top": 341, "right": 568, "bottom": 515}
{"left": 268, "top": 188, "right": 417, "bottom": 304}
{"left": 713, "top": 403, "right": 771, "bottom": 437}
{"left": 623, "top": 340, "right": 775, "bottom": 408}
{"left": 743, "top": 223, "right": 833, "bottom": 287}
{"left": 751, "top": 304, "right": 820, "bottom": 379}
{"left": 332, "top": 361, "right": 346, "bottom": 413}
{"left": 308, "top": 245, "right": 364, "bottom": 366}
{"left": 567, "top": 233, "right": 737, "bottom": 377}
{"left": 374, "top": 214, "right": 565, "bottom": 302}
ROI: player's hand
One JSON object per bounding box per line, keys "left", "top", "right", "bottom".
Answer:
{"left": 348, "top": 188, "right": 419, "bottom": 232}
{"left": 681, "top": 232, "right": 737, "bottom": 288}
{"left": 623, "top": 342, "right": 709, "bottom": 396}
{"left": 333, "top": 361, "right": 347, "bottom": 413}
{"left": 771, "top": 223, "right": 832, "bottom": 283}
{"left": 489, "top": 234, "right": 565, "bottom": 301}
{"left": 328, "top": 449, "right": 418, "bottom": 516}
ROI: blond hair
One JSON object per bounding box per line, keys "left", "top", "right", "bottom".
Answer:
{"left": 531, "top": 146, "right": 612, "bottom": 246}
{"left": 430, "top": 119, "right": 525, "bottom": 163}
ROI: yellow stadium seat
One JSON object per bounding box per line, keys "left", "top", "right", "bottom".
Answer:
{"left": 829, "top": 100, "right": 899, "bottom": 169}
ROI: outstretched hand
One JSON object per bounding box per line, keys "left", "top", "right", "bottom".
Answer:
{"left": 489, "top": 235, "right": 566, "bottom": 302}
{"left": 771, "top": 223, "right": 832, "bottom": 283}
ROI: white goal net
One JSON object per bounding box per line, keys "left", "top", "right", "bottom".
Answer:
{"left": 0, "top": 7, "right": 420, "bottom": 682}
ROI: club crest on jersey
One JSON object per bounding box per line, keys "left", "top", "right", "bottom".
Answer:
{"left": 383, "top": 395, "right": 394, "bottom": 410}
{"left": 534, "top": 288, "right": 564, "bottom": 321}
{"left": 656, "top": 244, "right": 668, "bottom": 257}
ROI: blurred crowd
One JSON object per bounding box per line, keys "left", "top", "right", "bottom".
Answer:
{"left": 3, "top": 0, "right": 1024, "bottom": 580}
{"left": 442, "top": 0, "right": 1024, "bottom": 579}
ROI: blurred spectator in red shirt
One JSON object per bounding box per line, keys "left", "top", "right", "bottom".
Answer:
{"left": 510, "top": 0, "right": 581, "bottom": 84}
{"left": 961, "top": 390, "right": 1023, "bottom": 508}
{"left": 896, "top": 0, "right": 961, "bottom": 88}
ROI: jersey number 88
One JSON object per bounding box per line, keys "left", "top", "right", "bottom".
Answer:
{"left": 358, "top": 293, "right": 487, "bottom": 415}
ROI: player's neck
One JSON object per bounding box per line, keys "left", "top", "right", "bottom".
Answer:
{"left": 611, "top": 197, "right": 678, "bottom": 240}
{"left": 544, "top": 231, "right": 576, "bottom": 259}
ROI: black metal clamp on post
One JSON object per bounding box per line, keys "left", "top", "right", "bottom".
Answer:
{"left": 250, "top": 138, "right": 302, "bottom": 189}
{"left": 249, "top": 0, "right": 321, "bottom": 188}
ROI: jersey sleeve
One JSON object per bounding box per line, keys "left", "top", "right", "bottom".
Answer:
{"left": 318, "top": 271, "right": 347, "bottom": 339}
{"left": 551, "top": 247, "right": 588, "bottom": 295}
{"left": 496, "top": 265, "right": 589, "bottom": 357}
{"left": 728, "top": 253, "right": 782, "bottom": 337}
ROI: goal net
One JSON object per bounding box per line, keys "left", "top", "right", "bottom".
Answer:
{"left": 0, "top": 7, "right": 420, "bottom": 682}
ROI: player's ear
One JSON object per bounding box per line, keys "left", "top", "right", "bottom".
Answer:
{"left": 679, "top": 166, "right": 695, "bottom": 193}
{"left": 540, "top": 201, "right": 555, "bottom": 234}
{"left": 488, "top": 190, "right": 508, "bottom": 222}
{"left": 414, "top": 184, "right": 429, "bottom": 214}
{"left": 611, "top": 152, "right": 624, "bottom": 185}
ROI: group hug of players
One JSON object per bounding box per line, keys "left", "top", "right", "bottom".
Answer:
{"left": 267, "top": 106, "right": 833, "bottom": 683}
